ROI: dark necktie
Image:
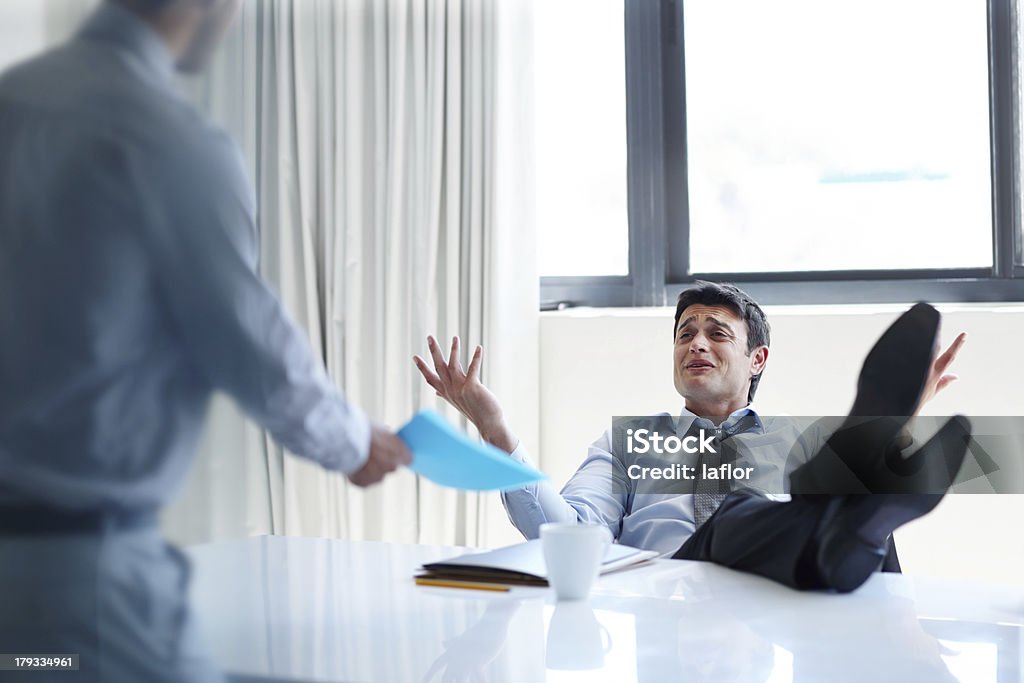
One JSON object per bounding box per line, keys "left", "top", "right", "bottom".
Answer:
{"left": 692, "top": 414, "right": 758, "bottom": 529}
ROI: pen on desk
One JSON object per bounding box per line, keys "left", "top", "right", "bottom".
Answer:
{"left": 414, "top": 577, "right": 511, "bottom": 592}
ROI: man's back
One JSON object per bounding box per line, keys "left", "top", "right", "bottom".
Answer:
{"left": 0, "top": 5, "right": 260, "bottom": 510}
{"left": 0, "top": 5, "right": 404, "bottom": 679}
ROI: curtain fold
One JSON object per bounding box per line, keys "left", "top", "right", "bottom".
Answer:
{"left": 42, "top": 0, "right": 98, "bottom": 41}
{"left": 164, "top": 0, "right": 537, "bottom": 549}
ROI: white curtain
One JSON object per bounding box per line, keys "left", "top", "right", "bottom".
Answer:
{"left": 163, "top": 0, "right": 538, "bottom": 549}
{"left": 42, "top": 0, "right": 98, "bottom": 41}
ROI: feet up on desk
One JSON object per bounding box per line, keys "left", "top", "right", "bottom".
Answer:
{"left": 812, "top": 415, "right": 971, "bottom": 593}
{"left": 851, "top": 302, "right": 938, "bottom": 419}
{"left": 790, "top": 303, "right": 940, "bottom": 494}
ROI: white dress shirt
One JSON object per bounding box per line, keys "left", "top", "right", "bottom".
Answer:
{"left": 0, "top": 4, "right": 369, "bottom": 512}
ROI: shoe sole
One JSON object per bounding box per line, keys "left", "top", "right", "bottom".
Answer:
{"left": 851, "top": 302, "right": 939, "bottom": 419}
{"left": 794, "top": 303, "right": 941, "bottom": 493}
{"left": 816, "top": 415, "right": 971, "bottom": 592}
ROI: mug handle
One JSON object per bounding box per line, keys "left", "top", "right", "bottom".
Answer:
{"left": 600, "top": 625, "right": 613, "bottom": 654}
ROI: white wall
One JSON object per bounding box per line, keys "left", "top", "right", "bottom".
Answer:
{"left": 539, "top": 303, "right": 1024, "bottom": 586}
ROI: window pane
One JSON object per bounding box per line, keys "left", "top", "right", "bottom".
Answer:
{"left": 684, "top": 0, "right": 992, "bottom": 273}
{"left": 535, "top": 0, "right": 628, "bottom": 277}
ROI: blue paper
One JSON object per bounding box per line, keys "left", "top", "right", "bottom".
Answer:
{"left": 398, "top": 410, "right": 546, "bottom": 491}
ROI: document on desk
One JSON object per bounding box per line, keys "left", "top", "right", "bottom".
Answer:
{"left": 417, "top": 539, "right": 658, "bottom": 587}
{"left": 398, "top": 410, "right": 546, "bottom": 491}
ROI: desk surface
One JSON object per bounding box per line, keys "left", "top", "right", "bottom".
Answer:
{"left": 188, "top": 536, "right": 1024, "bottom": 683}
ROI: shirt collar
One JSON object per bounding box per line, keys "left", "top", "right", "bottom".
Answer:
{"left": 76, "top": 3, "right": 176, "bottom": 84}
{"left": 678, "top": 404, "right": 765, "bottom": 434}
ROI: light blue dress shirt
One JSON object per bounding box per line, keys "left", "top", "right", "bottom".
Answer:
{"left": 501, "top": 406, "right": 831, "bottom": 556}
{"left": 0, "top": 4, "right": 370, "bottom": 512}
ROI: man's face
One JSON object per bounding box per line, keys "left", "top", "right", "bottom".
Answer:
{"left": 177, "top": 0, "right": 242, "bottom": 73}
{"left": 672, "top": 304, "right": 767, "bottom": 408}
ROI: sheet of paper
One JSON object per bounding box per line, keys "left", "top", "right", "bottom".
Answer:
{"left": 398, "top": 410, "right": 546, "bottom": 491}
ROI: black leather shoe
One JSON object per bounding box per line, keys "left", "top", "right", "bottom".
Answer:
{"left": 790, "top": 303, "right": 940, "bottom": 495}
{"left": 813, "top": 415, "right": 971, "bottom": 593}
{"left": 851, "top": 302, "right": 939, "bottom": 419}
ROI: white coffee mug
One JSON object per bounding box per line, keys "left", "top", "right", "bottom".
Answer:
{"left": 540, "top": 523, "right": 613, "bottom": 601}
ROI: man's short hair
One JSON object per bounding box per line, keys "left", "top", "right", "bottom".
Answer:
{"left": 673, "top": 281, "right": 771, "bottom": 402}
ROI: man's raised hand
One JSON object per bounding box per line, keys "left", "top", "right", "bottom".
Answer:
{"left": 413, "top": 335, "right": 518, "bottom": 453}
{"left": 916, "top": 332, "right": 967, "bottom": 414}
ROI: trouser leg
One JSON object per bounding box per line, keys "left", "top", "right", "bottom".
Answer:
{"left": 673, "top": 490, "right": 829, "bottom": 590}
{"left": 0, "top": 529, "right": 225, "bottom": 683}
{"left": 675, "top": 491, "right": 904, "bottom": 591}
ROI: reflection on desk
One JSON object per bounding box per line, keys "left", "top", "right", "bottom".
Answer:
{"left": 188, "top": 536, "right": 1024, "bottom": 683}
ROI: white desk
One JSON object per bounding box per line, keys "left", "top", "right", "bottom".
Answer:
{"left": 188, "top": 536, "right": 1024, "bottom": 683}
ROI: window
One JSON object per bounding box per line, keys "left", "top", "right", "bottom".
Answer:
{"left": 541, "top": 0, "right": 1024, "bottom": 308}
{"left": 685, "top": 0, "right": 991, "bottom": 274}
{"left": 535, "top": 0, "right": 629, "bottom": 278}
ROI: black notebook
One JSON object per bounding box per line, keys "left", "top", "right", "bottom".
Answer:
{"left": 417, "top": 539, "right": 658, "bottom": 587}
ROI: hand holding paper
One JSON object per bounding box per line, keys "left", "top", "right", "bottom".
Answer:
{"left": 347, "top": 424, "right": 412, "bottom": 487}
{"left": 398, "top": 410, "right": 545, "bottom": 491}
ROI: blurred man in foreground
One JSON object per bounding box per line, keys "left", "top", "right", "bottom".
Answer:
{"left": 0, "top": 1, "right": 409, "bottom": 680}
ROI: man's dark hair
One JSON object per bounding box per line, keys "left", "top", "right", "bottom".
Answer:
{"left": 673, "top": 281, "right": 771, "bottom": 402}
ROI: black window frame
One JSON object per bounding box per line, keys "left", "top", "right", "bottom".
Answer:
{"left": 540, "top": 0, "right": 1024, "bottom": 309}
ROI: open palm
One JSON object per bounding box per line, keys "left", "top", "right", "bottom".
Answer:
{"left": 413, "top": 336, "right": 507, "bottom": 445}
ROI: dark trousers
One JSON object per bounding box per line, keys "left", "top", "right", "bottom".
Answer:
{"left": 674, "top": 490, "right": 900, "bottom": 590}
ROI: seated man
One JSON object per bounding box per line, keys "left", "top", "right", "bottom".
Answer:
{"left": 414, "top": 281, "right": 970, "bottom": 592}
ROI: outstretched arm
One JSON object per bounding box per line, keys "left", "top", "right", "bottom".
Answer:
{"left": 501, "top": 431, "right": 629, "bottom": 539}
{"left": 145, "top": 134, "right": 409, "bottom": 486}
{"left": 412, "top": 336, "right": 627, "bottom": 539}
